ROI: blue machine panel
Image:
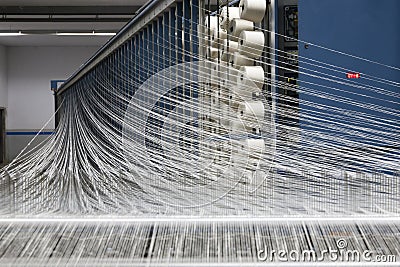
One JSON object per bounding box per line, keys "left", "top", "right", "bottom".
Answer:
{"left": 298, "top": 0, "right": 400, "bottom": 151}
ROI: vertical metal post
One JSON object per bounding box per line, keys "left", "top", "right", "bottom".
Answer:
{"left": 132, "top": 37, "right": 136, "bottom": 93}
{"left": 163, "top": 11, "right": 169, "bottom": 68}
{"left": 0, "top": 108, "right": 4, "bottom": 164}
{"left": 149, "top": 23, "right": 155, "bottom": 76}
{"left": 140, "top": 30, "right": 145, "bottom": 83}
{"left": 134, "top": 35, "right": 139, "bottom": 92}
{"left": 158, "top": 17, "right": 164, "bottom": 71}
{"left": 170, "top": 6, "right": 176, "bottom": 65}
{"left": 144, "top": 27, "right": 149, "bottom": 80}
{"left": 183, "top": 0, "right": 191, "bottom": 63}
{"left": 192, "top": 0, "right": 199, "bottom": 59}
{"left": 53, "top": 92, "right": 59, "bottom": 128}
{"left": 176, "top": 3, "right": 183, "bottom": 64}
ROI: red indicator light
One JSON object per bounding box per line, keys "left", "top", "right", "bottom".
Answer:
{"left": 346, "top": 72, "right": 361, "bottom": 79}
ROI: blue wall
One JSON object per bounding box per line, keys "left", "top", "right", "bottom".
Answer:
{"left": 298, "top": 0, "right": 400, "bottom": 149}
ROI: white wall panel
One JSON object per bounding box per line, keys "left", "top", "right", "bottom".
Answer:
{"left": 7, "top": 46, "right": 99, "bottom": 130}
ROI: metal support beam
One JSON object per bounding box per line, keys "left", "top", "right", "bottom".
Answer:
{"left": 0, "top": 17, "right": 130, "bottom": 23}
{"left": 57, "top": 0, "right": 178, "bottom": 95}
{"left": 0, "top": 6, "right": 141, "bottom": 15}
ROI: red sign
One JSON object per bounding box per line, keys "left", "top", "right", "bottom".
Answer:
{"left": 346, "top": 72, "right": 361, "bottom": 79}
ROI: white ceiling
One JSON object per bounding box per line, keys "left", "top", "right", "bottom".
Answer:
{"left": 0, "top": 1, "right": 141, "bottom": 46}
{"left": 0, "top": 0, "right": 148, "bottom": 6}
{"left": 0, "top": 21, "right": 128, "bottom": 46}
{"left": 0, "top": 35, "right": 113, "bottom": 46}
{"left": 0, "top": 22, "right": 125, "bottom": 46}
{"left": 0, "top": 21, "right": 126, "bottom": 31}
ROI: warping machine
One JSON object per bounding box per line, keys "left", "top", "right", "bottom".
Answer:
{"left": 0, "top": 0, "right": 399, "bottom": 265}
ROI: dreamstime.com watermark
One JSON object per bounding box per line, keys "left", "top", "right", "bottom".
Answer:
{"left": 257, "top": 238, "right": 397, "bottom": 263}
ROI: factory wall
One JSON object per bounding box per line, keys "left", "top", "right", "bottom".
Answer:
{"left": 0, "top": 45, "right": 7, "bottom": 109}
{"left": 5, "top": 46, "right": 99, "bottom": 161}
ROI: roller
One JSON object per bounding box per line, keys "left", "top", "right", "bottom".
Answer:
{"left": 242, "top": 138, "right": 265, "bottom": 169}
{"left": 210, "top": 67, "right": 223, "bottom": 85}
{"left": 238, "top": 101, "right": 264, "bottom": 121}
{"left": 221, "top": 67, "right": 247, "bottom": 93}
{"left": 204, "top": 15, "right": 219, "bottom": 36}
{"left": 206, "top": 47, "right": 219, "bottom": 59}
{"left": 238, "top": 66, "right": 265, "bottom": 89}
{"left": 220, "top": 7, "right": 240, "bottom": 30}
{"left": 230, "top": 84, "right": 259, "bottom": 101}
{"left": 229, "top": 118, "right": 246, "bottom": 132}
{"left": 238, "top": 30, "right": 265, "bottom": 58}
{"left": 228, "top": 18, "right": 254, "bottom": 40}
{"left": 243, "top": 139, "right": 265, "bottom": 156}
{"left": 231, "top": 138, "right": 265, "bottom": 168}
{"left": 239, "top": 0, "right": 267, "bottom": 23}
{"left": 230, "top": 52, "right": 253, "bottom": 69}
{"left": 221, "top": 40, "right": 239, "bottom": 61}
{"left": 211, "top": 28, "right": 227, "bottom": 48}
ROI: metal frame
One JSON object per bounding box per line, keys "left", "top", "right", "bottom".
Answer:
{"left": 0, "top": 6, "right": 141, "bottom": 15}
{"left": 0, "top": 108, "right": 5, "bottom": 164}
{"left": 57, "top": 0, "right": 180, "bottom": 95}
{"left": 0, "top": 18, "right": 130, "bottom": 23}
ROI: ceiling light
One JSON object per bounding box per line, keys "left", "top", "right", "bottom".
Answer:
{"left": 0, "top": 31, "right": 25, "bottom": 36}
{"left": 0, "top": 30, "right": 117, "bottom": 37}
{"left": 55, "top": 31, "right": 116, "bottom": 36}
{"left": 94, "top": 32, "right": 116, "bottom": 36}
